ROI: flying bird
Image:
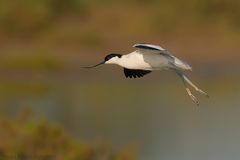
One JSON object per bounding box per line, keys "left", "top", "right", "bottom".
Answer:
{"left": 83, "top": 43, "right": 208, "bottom": 105}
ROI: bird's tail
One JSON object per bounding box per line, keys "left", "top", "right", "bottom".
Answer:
{"left": 174, "top": 58, "right": 192, "bottom": 71}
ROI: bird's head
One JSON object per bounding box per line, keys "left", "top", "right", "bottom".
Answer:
{"left": 104, "top": 53, "right": 122, "bottom": 64}
{"left": 83, "top": 53, "right": 122, "bottom": 68}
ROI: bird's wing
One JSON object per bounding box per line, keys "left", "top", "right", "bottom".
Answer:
{"left": 133, "top": 43, "right": 173, "bottom": 56}
{"left": 124, "top": 68, "right": 151, "bottom": 78}
{"left": 133, "top": 43, "right": 191, "bottom": 70}
{"left": 133, "top": 43, "right": 165, "bottom": 51}
{"left": 133, "top": 43, "right": 175, "bottom": 61}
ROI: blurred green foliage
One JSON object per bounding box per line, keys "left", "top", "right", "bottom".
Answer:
{"left": 0, "top": 55, "right": 65, "bottom": 71}
{"left": 199, "top": 0, "right": 240, "bottom": 26}
{"left": 0, "top": 0, "right": 87, "bottom": 36}
{"left": 0, "top": 0, "right": 239, "bottom": 37}
{"left": 0, "top": 112, "right": 135, "bottom": 160}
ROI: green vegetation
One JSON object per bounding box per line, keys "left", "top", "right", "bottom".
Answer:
{"left": 0, "top": 113, "right": 135, "bottom": 160}
{"left": 0, "top": 54, "right": 65, "bottom": 71}
{"left": 0, "top": 0, "right": 87, "bottom": 36}
{"left": 0, "top": 0, "right": 239, "bottom": 37}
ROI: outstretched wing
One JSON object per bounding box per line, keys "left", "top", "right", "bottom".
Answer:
{"left": 133, "top": 43, "right": 165, "bottom": 51}
{"left": 124, "top": 68, "right": 151, "bottom": 78}
{"left": 134, "top": 43, "right": 175, "bottom": 59}
{"left": 133, "top": 43, "right": 173, "bottom": 57}
{"left": 133, "top": 43, "right": 192, "bottom": 70}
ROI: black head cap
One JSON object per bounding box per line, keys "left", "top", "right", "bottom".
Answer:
{"left": 104, "top": 53, "right": 122, "bottom": 61}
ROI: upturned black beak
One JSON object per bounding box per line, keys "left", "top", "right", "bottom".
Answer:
{"left": 82, "top": 61, "right": 105, "bottom": 69}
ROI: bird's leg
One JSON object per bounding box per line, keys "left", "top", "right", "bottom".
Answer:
{"left": 185, "top": 86, "right": 199, "bottom": 106}
{"left": 181, "top": 74, "right": 209, "bottom": 97}
{"left": 175, "top": 71, "right": 199, "bottom": 105}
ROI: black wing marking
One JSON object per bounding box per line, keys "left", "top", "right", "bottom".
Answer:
{"left": 133, "top": 43, "right": 165, "bottom": 51}
{"left": 133, "top": 43, "right": 173, "bottom": 57}
{"left": 124, "top": 68, "right": 152, "bottom": 78}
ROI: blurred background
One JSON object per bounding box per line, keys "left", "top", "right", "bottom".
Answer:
{"left": 0, "top": 0, "right": 240, "bottom": 159}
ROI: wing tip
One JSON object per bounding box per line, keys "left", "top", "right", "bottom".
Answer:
{"left": 124, "top": 68, "right": 151, "bottom": 78}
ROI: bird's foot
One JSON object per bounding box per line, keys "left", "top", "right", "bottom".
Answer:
{"left": 197, "top": 89, "right": 209, "bottom": 98}
{"left": 186, "top": 88, "right": 199, "bottom": 106}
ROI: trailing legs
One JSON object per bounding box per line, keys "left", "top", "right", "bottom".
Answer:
{"left": 175, "top": 70, "right": 208, "bottom": 105}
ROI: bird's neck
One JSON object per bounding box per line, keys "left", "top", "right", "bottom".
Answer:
{"left": 113, "top": 55, "right": 133, "bottom": 68}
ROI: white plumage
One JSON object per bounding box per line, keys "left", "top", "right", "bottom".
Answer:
{"left": 84, "top": 43, "right": 208, "bottom": 105}
{"left": 106, "top": 43, "right": 192, "bottom": 71}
